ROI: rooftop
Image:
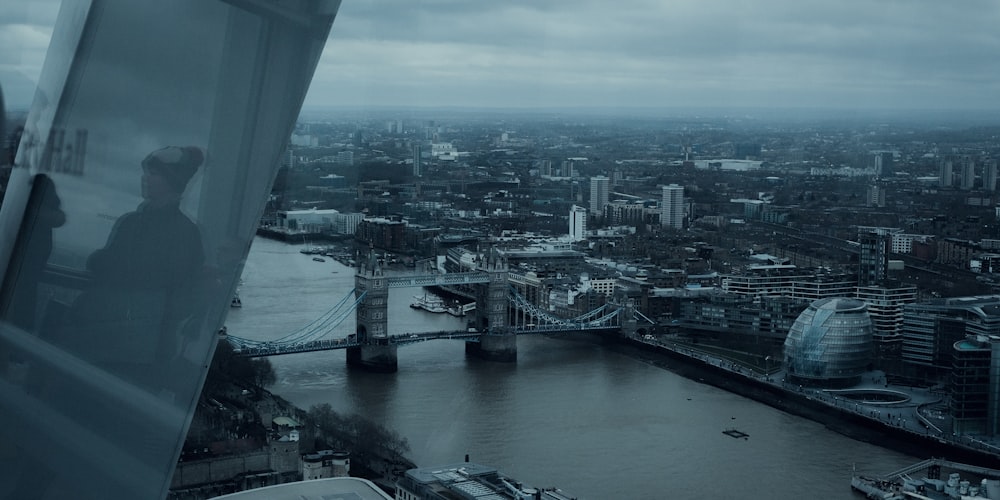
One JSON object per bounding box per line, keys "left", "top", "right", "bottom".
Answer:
{"left": 210, "top": 478, "right": 391, "bottom": 499}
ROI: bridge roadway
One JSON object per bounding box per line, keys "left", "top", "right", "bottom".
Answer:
{"left": 228, "top": 323, "right": 622, "bottom": 357}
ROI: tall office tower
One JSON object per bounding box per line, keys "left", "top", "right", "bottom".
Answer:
{"left": 412, "top": 144, "right": 422, "bottom": 177}
{"left": 986, "top": 159, "right": 998, "bottom": 192}
{"left": 940, "top": 157, "right": 954, "bottom": 187}
{"left": 858, "top": 229, "right": 890, "bottom": 286}
{"left": 874, "top": 152, "right": 894, "bottom": 178}
{"left": 569, "top": 205, "right": 588, "bottom": 241}
{"left": 660, "top": 183, "right": 684, "bottom": 229}
{"left": 589, "top": 176, "right": 610, "bottom": 215}
{"left": 960, "top": 156, "right": 976, "bottom": 190}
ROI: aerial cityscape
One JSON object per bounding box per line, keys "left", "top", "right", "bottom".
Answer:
{"left": 172, "top": 107, "right": 1000, "bottom": 498}
{"left": 4, "top": 1, "right": 1000, "bottom": 499}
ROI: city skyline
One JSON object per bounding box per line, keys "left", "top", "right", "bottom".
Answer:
{"left": 3, "top": 1, "right": 1000, "bottom": 112}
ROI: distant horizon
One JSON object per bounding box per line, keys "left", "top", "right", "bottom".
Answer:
{"left": 5, "top": 1, "right": 1000, "bottom": 125}
{"left": 296, "top": 103, "right": 1000, "bottom": 125}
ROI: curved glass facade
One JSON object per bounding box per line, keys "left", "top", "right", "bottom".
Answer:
{"left": 783, "top": 297, "right": 873, "bottom": 387}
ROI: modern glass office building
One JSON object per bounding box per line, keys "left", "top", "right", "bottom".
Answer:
{"left": 783, "top": 297, "right": 874, "bottom": 388}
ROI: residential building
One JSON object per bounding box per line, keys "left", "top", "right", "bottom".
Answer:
{"left": 412, "top": 144, "right": 422, "bottom": 177}
{"left": 874, "top": 151, "right": 894, "bottom": 178}
{"left": 589, "top": 175, "right": 610, "bottom": 215}
{"left": 960, "top": 156, "right": 976, "bottom": 190}
{"left": 680, "top": 293, "right": 805, "bottom": 340}
{"left": 987, "top": 159, "right": 999, "bottom": 192}
{"left": 867, "top": 182, "right": 886, "bottom": 208}
{"left": 603, "top": 199, "right": 646, "bottom": 226}
{"left": 569, "top": 205, "right": 587, "bottom": 241}
{"left": 856, "top": 282, "right": 918, "bottom": 374}
{"left": 356, "top": 217, "right": 407, "bottom": 251}
{"left": 661, "top": 183, "right": 684, "bottom": 229}
{"left": 722, "top": 268, "right": 855, "bottom": 300}
{"left": 941, "top": 157, "right": 954, "bottom": 188}
{"left": 858, "top": 229, "right": 891, "bottom": 286}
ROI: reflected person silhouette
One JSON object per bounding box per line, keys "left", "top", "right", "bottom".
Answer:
{"left": 69, "top": 146, "right": 205, "bottom": 391}
{"left": 0, "top": 174, "right": 65, "bottom": 381}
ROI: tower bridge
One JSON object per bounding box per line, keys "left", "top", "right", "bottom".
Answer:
{"left": 225, "top": 248, "right": 652, "bottom": 372}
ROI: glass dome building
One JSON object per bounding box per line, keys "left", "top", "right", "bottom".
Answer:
{"left": 783, "top": 297, "right": 874, "bottom": 388}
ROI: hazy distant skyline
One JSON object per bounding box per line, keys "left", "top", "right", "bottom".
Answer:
{"left": 3, "top": 0, "right": 1000, "bottom": 112}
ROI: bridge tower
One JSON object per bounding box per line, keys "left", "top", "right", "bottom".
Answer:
{"left": 620, "top": 298, "right": 639, "bottom": 339}
{"left": 347, "top": 250, "right": 397, "bottom": 372}
{"left": 466, "top": 248, "right": 516, "bottom": 361}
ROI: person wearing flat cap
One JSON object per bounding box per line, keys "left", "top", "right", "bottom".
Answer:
{"left": 70, "top": 146, "right": 206, "bottom": 390}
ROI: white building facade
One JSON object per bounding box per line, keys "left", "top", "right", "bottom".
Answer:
{"left": 569, "top": 205, "right": 588, "bottom": 241}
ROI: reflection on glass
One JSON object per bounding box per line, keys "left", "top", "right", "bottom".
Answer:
{"left": 0, "top": 0, "right": 339, "bottom": 498}
{"left": 65, "top": 145, "right": 205, "bottom": 392}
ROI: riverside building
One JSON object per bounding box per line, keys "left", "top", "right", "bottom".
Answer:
{"left": 783, "top": 298, "right": 874, "bottom": 388}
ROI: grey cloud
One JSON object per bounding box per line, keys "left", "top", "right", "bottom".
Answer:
{"left": 3, "top": 0, "right": 1000, "bottom": 111}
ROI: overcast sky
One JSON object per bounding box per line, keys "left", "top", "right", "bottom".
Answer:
{"left": 4, "top": 0, "right": 1000, "bottom": 112}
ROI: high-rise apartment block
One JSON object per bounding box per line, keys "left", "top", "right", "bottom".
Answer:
{"left": 867, "top": 182, "right": 886, "bottom": 208}
{"left": 986, "top": 159, "right": 998, "bottom": 192}
{"left": 412, "top": 144, "right": 422, "bottom": 177}
{"left": 660, "top": 184, "right": 684, "bottom": 229}
{"left": 960, "top": 156, "right": 976, "bottom": 190}
{"left": 589, "top": 176, "right": 610, "bottom": 215}
{"left": 858, "top": 229, "right": 890, "bottom": 286}
{"left": 569, "top": 205, "right": 587, "bottom": 241}
{"left": 940, "top": 157, "right": 954, "bottom": 187}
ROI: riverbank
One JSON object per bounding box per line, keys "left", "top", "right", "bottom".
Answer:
{"left": 274, "top": 393, "right": 416, "bottom": 495}
{"left": 255, "top": 226, "right": 352, "bottom": 244}
{"left": 173, "top": 386, "right": 414, "bottom": 498}
{"left": 609, "top": 335, "right": 1000, "bottom": 468}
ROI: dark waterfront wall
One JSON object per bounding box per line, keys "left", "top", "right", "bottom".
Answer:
{"left": 256, "top": 227, "right": 347, "bottom": 244}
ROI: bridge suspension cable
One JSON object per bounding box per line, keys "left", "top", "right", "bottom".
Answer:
{"left": 633, "top": 309, "right": 656, "bottom": 324}
{"left": 508, "top": 288, "right": 621, "bottom": 328}
{"left": 227, "top": 289, "right": 364, "bottom": 348}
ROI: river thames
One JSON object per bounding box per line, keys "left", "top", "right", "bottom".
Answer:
{"left": 224, "top": 237, "right": 917, "bottom": 499}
